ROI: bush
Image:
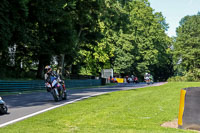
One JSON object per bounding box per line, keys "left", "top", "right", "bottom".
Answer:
{"left": 168, "top": 72, "right": 200, "bottom": 82}
{"left": 0, "top": 67, "right": 37, "bottom": 80}
{"left": 184, "top": 72, "right": 197, "bottom": 81}
{"left": 167, "top": 76, "right": 186, "bottom": 82}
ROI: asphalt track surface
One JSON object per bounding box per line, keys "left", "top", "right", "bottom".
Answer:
{"left": 0, "top": 82, "right": 166, "bottom": 127}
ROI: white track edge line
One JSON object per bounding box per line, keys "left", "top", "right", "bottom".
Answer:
{"left": 0, "top": 92, "right": 107, "bottom": 128}
{"left": 0, "top": 82, "right": 165, "bottom": 128}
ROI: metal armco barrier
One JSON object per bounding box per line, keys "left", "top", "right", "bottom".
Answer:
{"left": 0, "top": 80, "right": 45, "bottom": 92}
{"left": 65, "top": 79, "right": 101, "bottom": 88}
{"left": 0, "top": 79, "right": 102, "bottom": 93}
{"left": 178, "top": 87, "right": 200, "bottom": 131}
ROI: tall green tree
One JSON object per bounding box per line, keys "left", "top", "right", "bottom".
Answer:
{"left": 109, "top": 0, "right": 173, "bottom": 80}
{"left": 27, "top": 0, "right": 76, "bottom": 78}
{"left": 0, "top": 0, "right": 28, "bottom": 78}
{"left": 0, "top": 0, "right": 173, "bottom": 80}
{"left": 69, "top": 0, "right": 107, "bottom": 75}
{"left": 174, "top": 13, "right": 200, "bottom": 79}
{"left": 76, "top": 0, "right": 173, "bottom": 80}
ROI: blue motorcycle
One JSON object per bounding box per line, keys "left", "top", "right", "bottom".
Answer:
{"left": 0, "top": 97, "right": 8, "bottom": 114}
{"left": 45, "top": 76, "right": 67, "bottom": 102}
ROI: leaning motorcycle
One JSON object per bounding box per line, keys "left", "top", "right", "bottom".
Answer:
{"left": 45, "top": 76, "right": 67, "bottom": 102}
{"left": 145, "top": 77, "right": 150, "bottom": 85}
{"left": 0, "top": 97, "right": 8, "bottom": 114}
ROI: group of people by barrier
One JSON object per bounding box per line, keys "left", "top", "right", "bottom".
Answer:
{"left": 109, "top": 73, "right": 153, "bottom": 84}
{"left": 125, "top": 75, "right": 139, "bottom": 83}
{"left": 109, "top": 75, "right": 139, "bottom": 84}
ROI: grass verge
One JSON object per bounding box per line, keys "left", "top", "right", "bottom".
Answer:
{"left": 0, "top": 82, "right": 199, "bottom": 133}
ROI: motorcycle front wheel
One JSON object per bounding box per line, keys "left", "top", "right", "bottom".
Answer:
{"left": 51, "top": 89, "right": 59, "bottom": 102}
{"left": 0, "top": 105, "right": 8, "bottom": 114}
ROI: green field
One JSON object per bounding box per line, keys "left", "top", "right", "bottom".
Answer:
{"left": 0, "top": 82, "right": 199, "bottom": 133}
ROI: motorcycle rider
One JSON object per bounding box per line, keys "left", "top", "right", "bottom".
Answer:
{"left": 44, "top": 65, "right": 65, "bottom": 92}
{"left": 44, "top": 65, "right": 55, "bottom": 81}
{"left": 144, "top": 73, "right": 149, "bottom": 80}
{"left": 45, "top": 65, "right": 56, "bottom": 91}
{"left": 144, "top": 73, "right": 150, "bottom": 84}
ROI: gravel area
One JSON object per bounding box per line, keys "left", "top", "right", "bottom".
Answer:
{"left": 161, "top": 119, "right": 178, "bottom": 129}
{"left": 161, "top": 119, "right": 200, "bottom": 133}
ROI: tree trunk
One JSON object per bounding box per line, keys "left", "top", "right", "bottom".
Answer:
{"left": 61, "top": 54, "right": 65, "bottom": 76}
{"left": 57, "top": 54, "right": 65, "bottom": 78}
{"left": 36, "top": 54, "right": 51, "bottom": 79}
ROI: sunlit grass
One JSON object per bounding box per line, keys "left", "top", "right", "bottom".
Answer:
{"left": 0, "top": 82, "right": 199, "bottom": 133}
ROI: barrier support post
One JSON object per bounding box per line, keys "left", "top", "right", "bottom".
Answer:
{"left": 178, "top": 89, "right": 186, "bottom": 128}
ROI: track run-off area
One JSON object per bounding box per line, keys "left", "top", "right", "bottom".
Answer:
{"left": 0, "top": 82, "right": 166, "bottom": 127}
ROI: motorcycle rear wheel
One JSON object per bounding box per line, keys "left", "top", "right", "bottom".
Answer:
{"left": 52, "top": 90, "right": 59, "bottom": 102}
{"left": 62, "top": 92, "right": 67, "bottom": 100}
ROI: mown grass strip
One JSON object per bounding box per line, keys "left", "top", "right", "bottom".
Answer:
{"left": 0, "top": 82, "right": 199, "bottom": 133}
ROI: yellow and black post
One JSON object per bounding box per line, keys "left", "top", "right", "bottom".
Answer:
{"left": 178, "top": 87, "right": 200, "bottom": 130}
{"left": 178, "top": 88, "right": 186, "bottom": 129}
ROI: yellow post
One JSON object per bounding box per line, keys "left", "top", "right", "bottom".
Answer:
{"left": 178, "top": 89, "right": 186, "bottom": 126}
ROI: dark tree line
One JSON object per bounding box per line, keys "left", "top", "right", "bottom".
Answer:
{"left": 0, "top": 0, "right": 174, "bottom": 81}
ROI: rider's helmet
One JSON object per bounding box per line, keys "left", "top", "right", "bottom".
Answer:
{"left": 44, "top": 65, "right": 52, "bottom": 74}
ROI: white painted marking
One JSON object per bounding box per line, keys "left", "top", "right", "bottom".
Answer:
{"left": 0, "top": 82, "right": 166, "bottom": 128}
{"left": 0, "top": 92, "right": 107, "bottom": 128}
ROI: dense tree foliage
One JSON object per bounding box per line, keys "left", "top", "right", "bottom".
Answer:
{"left": 0, "top": 0, "right": 173, "bottom": 81}
{"left": 173, "top": 13, "right": 200, "bottom": 80}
